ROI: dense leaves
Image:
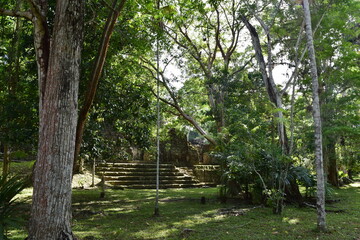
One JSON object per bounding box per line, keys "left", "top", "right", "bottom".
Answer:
{"left": 0, "top": 0, "right": 358, "bottom": 223}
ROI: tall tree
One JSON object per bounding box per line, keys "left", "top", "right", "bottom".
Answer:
{"left": 302, "top": 0, "right": 326, "bottom": 231}
{"left": 0, "top": 0, "right": 37, "bottom": 176}
{"left": 1, "top": 0, "right": 84, "bottom": 238}
{"left": 145, "top": 0, "right": 250, "bottom": 144}
{"left": 239, "top": 1, "right": 309, "bottom": 204}
{"left": 73, "top": 0, "right": 127, "bottom": 173}
{"left": 241, "top": 14, "right": 290, "bottom": 154}
{"left": 309, "top": 0, "right": 360, "bottom": 186}
{"left": 1, "top": 11, "right": 22, "bottom": 175}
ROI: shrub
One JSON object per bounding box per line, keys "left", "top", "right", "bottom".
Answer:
{"left": 0, "top": 175, "right": 28, "bottom": 239}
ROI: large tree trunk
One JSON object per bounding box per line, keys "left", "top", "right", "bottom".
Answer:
{"left": 28, "top": 0, "right": 84, "bottom": 239}
{"left": 302, "top": 0, "right": 327, "bottom": 232}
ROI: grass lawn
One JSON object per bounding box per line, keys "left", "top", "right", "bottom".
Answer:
{"left": 7, "top": 180, "right": 360, "bottom": 240}
{"left": 1, "top": 160, "right": 35, "bottom": 177}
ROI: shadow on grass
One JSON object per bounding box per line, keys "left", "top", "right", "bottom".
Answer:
{"left": 7, "top": 184, "right": 360, "bottom": 240}
{"left": 71, "top": 188, "right": 225, "bottom": 239}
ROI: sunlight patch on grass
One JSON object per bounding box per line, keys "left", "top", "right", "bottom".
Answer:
{"left": 171, "top": 210, "right": 226, "bottom": 229}
{"left": 7, "top": 229, "right": 28, "bottom": 240}
{"left": 104, "top": 207, "right": 137, "bottom": 214}
{"left": 15, "top": 187, "right": 33, "bottom": 202}
{"left": 132, "top": 223, "right": 178, "bottom": 239}
{"left": 73, "top": 199, "right": 141, "bottom": 206}
{"left": 74, "top": 230, "right": 102, "bottom": 239}
{"left": 160, "top": 196, "right": 186, "bottom": 201}
{"left": 282, "top": 217, "right": 300, "bottom": 225}
{"left": 130, "top": 209, "right": 226, "bottom": 239}
{"left": 350, "top": 181, "right": 360, "bottom": 188}
{"left": 7, "top": 184, "right": 360, "bottom": 240}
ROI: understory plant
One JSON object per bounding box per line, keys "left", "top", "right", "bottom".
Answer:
{"left": 218, "top": 139, "right": 317, "bottom": 214}
{"left": 0, "top": 175, "right": 28, "bottom": 239}
{"left": 251, "top": 144, "right": 291, "bottom": 214}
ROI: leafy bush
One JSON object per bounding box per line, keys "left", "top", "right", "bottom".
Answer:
{"left": 0, "top": 175, "right": 28, "bottom": 239}
{"left": 220, "top": 157, "right": 253, "bottom": 198}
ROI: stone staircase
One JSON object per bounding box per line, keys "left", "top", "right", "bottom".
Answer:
{"left": 96, "top": 162, "right": 201, "bottom": 189}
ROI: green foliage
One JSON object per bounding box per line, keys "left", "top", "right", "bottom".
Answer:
{"left": 0, "top": 0, "right": 359, "bottom": 232}
{"left": 291, "top": 0, "right": 360, "bottom": 176}
{"left": 0, "top": 14, "right": 38, "bottom": 151}
{"left": 80, "top": 0, "right": 160, "bottom": 162}
{"left": 210, "top": 70, "right": 298, "bottom": 210}
{"left": 290, "top": 166, "right": 315, "bottom": 188}
{"left": 82, "top": 59, "right": 156, "bottom": 161}
{"left": 219, "top": 158, "right": 253, "bottom": 198}
{"left": 0, "top": 161, "right": 35, "bottom": 179}
{"left": 0, "top": 175, "right": 28, "bottom": 240}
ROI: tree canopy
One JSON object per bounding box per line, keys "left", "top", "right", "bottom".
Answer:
{"left": 0, "top": 0, "right": 359, "bottom": 238}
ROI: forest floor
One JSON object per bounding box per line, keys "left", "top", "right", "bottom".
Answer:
{"left": 3, "top": 162, "right": 360, "bottom": 239}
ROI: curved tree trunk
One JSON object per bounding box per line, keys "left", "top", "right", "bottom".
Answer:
{"left": 27, "top": 0, "right": 84, "bottom": 239}
{"left": 241, "top": 15, "right": 289, "bottom": 154}
{"left": 73, "top": 0, "right": 127, "bottom": 173}
{"left": 241, "top": 15, "right": 302, "bottom": 203}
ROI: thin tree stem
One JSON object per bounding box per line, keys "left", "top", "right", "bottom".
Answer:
{"left": 154, "top": 0, "right": 161, "bottom": 217}
{"left": 302, "top": 0, "right": 326, "bottom": 231}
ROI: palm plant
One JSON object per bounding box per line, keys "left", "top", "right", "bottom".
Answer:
{"left": 0, "top": 175, "right": 28, "bottom": 239}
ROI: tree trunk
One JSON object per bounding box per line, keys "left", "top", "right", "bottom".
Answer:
{"left": 348, "top": 169, "right": 354, "bottom": 180}
{"left": 325, "top": 140, "right": 338, "bottom": 187}
{"left": 241, "top": 15, "right": 289, "bottom": 154}
{"left": 29, "top": 0, "right": 50, "bottom": 109}
{"left": 73, "top": 0, "right": 126, "bottom": 173}
{"left": 2, "top": 144, "right": 10, "bottom": 177}
{"left": 302, "top": 0, "right": 326, "bottom": 232}
{"left": 28, "top": 0, "right": 84, "bottom": 239}
{"left": 241, "top": 15, "right": 302, "bottom": 204}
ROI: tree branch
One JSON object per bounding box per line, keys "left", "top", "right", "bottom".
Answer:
{"left": 281, "top": 11, "right": 326, "bottom": 95}
{"left": 176, "top": 25, "right": 212, "bottom": 78}
{"left": 241, "top": 15, "right": 277, "bottom": 104}
{"left": 141, "top": 57, "right": 216, "bottom": 145}
{"left": 0, "top": 8, "right": 32, "bottom": 20}
{"left": 229, "top": 55, "right": 254, "bottom": 78}
{"left": 215, "top": 8, "right": 226, "bottom": 60}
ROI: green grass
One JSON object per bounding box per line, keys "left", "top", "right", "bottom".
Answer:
{"left": 0, "top": 160, "right": 35, "bottom": 177}
{"left": 6, "top": 182, "right": 360, "bottom": 240}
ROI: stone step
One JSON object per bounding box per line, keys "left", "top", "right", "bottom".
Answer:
{"left": 97, "top": 162, "right": 201, "bottom": 189}
{"left": 106, "top": 182, "right": 201, "bottom": 189}
{"left": 104, "top": 179, "right": 197, "bottom": 185}
{"left": 96, "top": 167, "right": 177, "bottom": 173}
{"left": 103, "top": 175, "right": 193, "bottom": 181}
{"left": 97, "top": 163, "right": 174, "bottom": 169}
{"left": 97, "top": 171, "right": 184, "bottom": 177}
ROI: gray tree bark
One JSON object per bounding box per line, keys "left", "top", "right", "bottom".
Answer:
{"left": 302, "top": 0, "right": 327, "bottom": 232}
{"left": 241, "top": 15, "right": 289, "bottom": 154}
{"left": 27, "top": 0, "right": 84, "bottom": 239}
